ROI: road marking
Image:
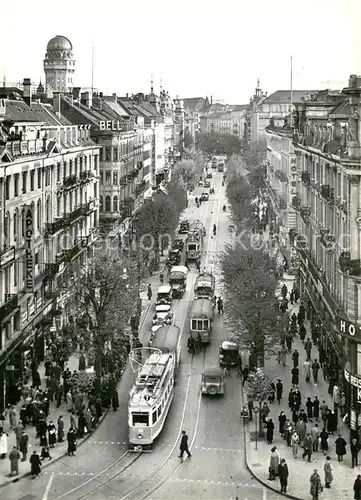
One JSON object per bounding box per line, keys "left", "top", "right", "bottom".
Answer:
{"left": 41, "top": 474, "right": 54, "bottom": 500}
{"left": 262, "top": 486, "right": 268, "bottom": 499}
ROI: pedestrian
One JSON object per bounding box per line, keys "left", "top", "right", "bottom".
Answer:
{"left": 306, "top": 397, "right": 313, "bottom": 420}
{"left": 48, "top": 421, "right": 56, "bottom": 448}
{"left": 292, "top": 349, "right": 299, "bottom": 368}
{"left": 304, "top": 360, "right": 311, "bottom": 382}
{"left": 328, "top": 409, "right": 337, "bottom": 434}
{"left": 261, "top": 402, "right": 270, "bottom": 424}
{"left": 278, "top": 346, "right": 287, "bottom": 367}
{"left": 278, "top": 458, "right": 289, "bottom": 493}
{"left": 19, "top": 430, "right": 29, "bottom": 461}
{"left": 293, "top": 286, "right": 299, "bottom": 302}
{"left": 276, "top": 379, "right": 283, "bottom": 404}
{"left": 281, "top": 284, "right": 288, "bottom": 299}
{"left": 320, "top": 401, "right": 329, "bottom": 426}
{"left": 333, "top": 385, "right": 340, "bottom": 407}
{"left": 299, "top": 323, "right": 307, "bottom": 342}
{"left": 0, "top": 429, "right": 8, "bottom": 459}
{"left": 9, "top": 405, "right": 18, "bottom": 430}
{"left": 57, "top": 416, "right": 64, "bottom": 443}
{"left": 15, "top": 421, "right": 24, "bottom": 448}
{"left": 310, "top": 469, "right": 322, "bottom": 500}
{"left": 302, "top": 433, "right": 313, "bottom": 462}
{"left": 298, "top": 302, "right": 306, "bottom": 323}
{"left": 351, "top": 438, "right": 360, "bottom": 468}
{"left": 335, "top": 434, "right": 347, "bottom": 462}
{"left": 70, "top": 410, "right": 76, "bottom": 430}
{"left": 217, "top": 297, "right": 224, "bottom": 314}
{"left": 268, "top": 382, "right": 276, "bottom": 403}
{"left": 266, "top": 419, "right": 275, "bottom": 444}
{"left": 67, "top": 427, "right": 77, "bottom": 456}
{"left": 78, "top": 353, "right": 86, "bottom": 371}
{"left": 311, "top": 424, "right": 320, "bottom": 452}
{"left": 268, "top": 446, "right": 280, "bottom": 480}
{"left": 291, "top": 430, "right": 300, "bottom": 458}
{"left": 9, "top": 446, "right": 20, "bottom": 476}
{"left": 41, "top": 446, "right": 52, "bottom": 461}
{"left": 304, "top": 338, "right": 312, "bottom": 361}
{"left": 324, "top": 456, "right": 333, "bottom": 489}
{"left": 312, "top": 360, "right": 320, "bottom": 383}
{"left": 340, "top": 392, "right": 347, "bottom": 417}
{"left": 32, "top": 370, "right": 41, "bottom": 390}
{"left": 291, "top": 367, "right": 299, "bottom": 385}
{"left": 320, "top": 428, "right": 329, "bottom": 455}
{"left": 160, "top": 272, "right": 164, "bottom": 285}
{"left": 278, "top": 411, "right": 286, "bottom": 435}
{"left": 178, "top": 430, "right": 191, "bottom": 459}
{"left": 313, "top": 396, "right": 320, "bottom": 421}
{"left": 147, "top": 283, "right": 152, "bottom": 300}
{"left": 29, "top": 450, "right": 42, "bottom": 479}
{"left": 354, "top": 474, "right": 361, "bottom": 500}
{"left": 290, "top": 289, "right": 295, "bottom": 304}
{"left": 285, "top": 334, "right": 292, "bottom": 352}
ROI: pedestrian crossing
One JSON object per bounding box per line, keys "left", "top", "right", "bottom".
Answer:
{"left": 41, "top": 470, "right": 259, "bottom": 487}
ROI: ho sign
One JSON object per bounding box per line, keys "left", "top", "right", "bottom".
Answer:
{"left": 24, "top": 205, "right": 34, "bottom": 292}
{"left": 338, "top": 316, "right": 361, "bottom": 338}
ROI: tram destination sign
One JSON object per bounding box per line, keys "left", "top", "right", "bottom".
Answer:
{"left": 24, "top": 205, "right": 35, "bottom": 292}
{"left": 337, "top": 315, "right": 361, "bottom": 339}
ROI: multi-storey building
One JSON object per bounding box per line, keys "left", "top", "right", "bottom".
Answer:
{"left": 199, "top": 102, "right": 247, "bottom": 138}
{"left": 266, "top": 75, "right": 361, "bottom": 436}
{"left": 182, "top": 97, "right": 210, "bottom": 140}
{"left": 0, "top": 85, "right": 100, "bottom": 409}
{"left": 43, "top": 35, "right": 75, "bottom": 95}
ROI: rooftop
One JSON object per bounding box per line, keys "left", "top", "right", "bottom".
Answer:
{"left": 264, "top": 90, "right": 319, "bottom": 104}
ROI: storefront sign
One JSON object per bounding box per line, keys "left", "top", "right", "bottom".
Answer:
{"left": 21, "top": 308, "right": 28, "bottom": 327}
{"left": 36, "top": 297, "right": 42, "bottom": 311}
{"left": 29, "top": 299, "right": 35, "bottom": 317}
{"left": 338, "top": 315, "right": 361, "bottom": 338}
{"left": 99, "top": 120, "right": 124, "bottom": 131}
{"left": 24, "top": 205, "right": 34, "bottom": 292}
{"left": 344, "top": 366, "right": 361, "bottom": 388}
{"left": 351, "top": 409, "right": 357, "bottom": 431}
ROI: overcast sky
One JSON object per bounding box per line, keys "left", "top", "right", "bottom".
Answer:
{"left": 1, "top": 0, "right": 360, "bottom": 104}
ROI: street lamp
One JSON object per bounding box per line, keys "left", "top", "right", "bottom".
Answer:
{"left": 253, "top": 406, "right": 259, "bottom": 450}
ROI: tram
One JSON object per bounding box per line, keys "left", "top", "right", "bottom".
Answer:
{"left": 128, "top": 325, "right": 181, "bottom": 451}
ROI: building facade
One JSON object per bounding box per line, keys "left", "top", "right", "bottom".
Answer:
{"left": 43, "top": 36, "right": 75, "bottom": 95}
{"left": 266, "top": 75, "right": 361, "bottom": 436}
{"left": 0, "top": 91, "right": 99, "bottom": 409}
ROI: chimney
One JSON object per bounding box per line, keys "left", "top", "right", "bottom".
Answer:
{"left": 23, "top": 78, "right": 31, "bottom": 106}
{"left": 112, "top": 92, "right": 117, "bottom": 102}
{"left": 126, "top": 93, "right": 129, "bottom": 98}
{"left": 81, "top": 91, "right": 92, "bottom": 108}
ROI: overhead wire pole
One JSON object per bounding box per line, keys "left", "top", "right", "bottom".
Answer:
{"left": 91, "top": 42, "right": 94, "bottom": 95}
{"left": 290, "top": 56, "right": 294, "bottom": 127}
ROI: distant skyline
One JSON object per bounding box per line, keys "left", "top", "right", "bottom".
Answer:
{"left": 1, "top": 0, "right": 360, "bottom": 104}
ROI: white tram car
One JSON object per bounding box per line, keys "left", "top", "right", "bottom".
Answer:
{"left": 128, "top": 325, "right": 181, "bottom": 451}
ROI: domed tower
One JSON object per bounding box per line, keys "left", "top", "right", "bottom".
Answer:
{"left": 43, "top": 36, "right": 75, "bottom": 94}
{"left": 148, "top": 76, "right": 160, "bottom": 112}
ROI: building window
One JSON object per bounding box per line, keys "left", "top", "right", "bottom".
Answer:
{"left": 5, "top": 176, "right": 10, "bottom": 200}
{"left": 37, "top": 169, "right": 41, "bottom": 189}
{"left": 13, "top": 209, "right": 18, "bottom": 240}
{"left": 37, "top": 200, "right": 41, "bottom": 230}
{"left": 4, "top": 212, "right": 10, "bottom": 245}
{"left": 22, "top": 172, "right": 27, "bottom": 194}
{"left": 113, "top": 196, "right": 118, "bottom": 212}
{"left": 57, "top": 162, "right": 61, "bottom": 181}
{"left": 105, "top": 147, "right": 111, "bottom": 161}
{"left": 69, "top": 160, "right": 73, "bottom": 175}
{"left": 99, "top": 172, "right": 103, "bottom": 185}
{"left": 30, "top": 170, "right": 35, "bottom": 191}
{"left": 74, "top": 157, "right": 78, "bottom": 175}
{"left": 45, "top": 168, "right": 50, "bottom": 186}
{"left": 113, "top": 172, "right": 118, "bottom": 185}
{"left": 99, "top": 196, "right": 103, "bottom": 211}
{"left": 57, "top": 197, "right": 61, "bottom": 217}
{"left": 84, "top": 156, "right": 87, "bottom": 169}
{"left": 14, "top": 174, "right": 19, "bottom": 196}
{"left": 113, "top": 147, "right": 118, "bottom": 162}
{"left": 105, "top": 172, "right": 111, "bottom": 184}
{"left": 105, "top": 196, "right": 111, "bottom": 212}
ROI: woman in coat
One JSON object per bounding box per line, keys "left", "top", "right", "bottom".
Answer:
{"left": 66, "top": 392, "right": 74, "bottom": 412}
{"left": 313, "top": 396, "right": 320, "bottom": 420}
{"left": 320, "top": 428, "right": 329, "bottom": 455}
{"left": 354, "top": 474, "right": 361, "bottom": 500}
{"left": 67, "top": 428, "right": 76, "bottom": 456}
{"left": 310, "top": 469, "right": 322, "bottom": 500}
{"left": 57, "top": 416, "right": 65, "bottom": 443}
{"left": 261, "top": 403, "right": 270, "bottom": 425}
{"left": 266, "top": 419, "right": 275, "bottom": 444}
{"left": 324, "top": 456, "right": 333, "bottom": 488}
{"left": 0, "top": 430, "right": 8, "bottom": 459}
{"left": 268, "top": 446, "right": 280, "bottom": 481}
{"left": 278, "top": 411, "right": 286, "bottom": 435}
{"left": 47, "top": 421, "right": 57, "bottom": 448}
{"left": 296, "top": 419, "right": 306, "bottom": 447}
{"left": 306, "top": 397, "right": 313, "bottom": 420}
{"left": 335, "top": 434, "right": 347, "bottom": 461}
{"left": 29, "top": 450, "right": 42, "bottom": 478}
{"left": 291, "top": 431, "right": 300, "bottom": 458}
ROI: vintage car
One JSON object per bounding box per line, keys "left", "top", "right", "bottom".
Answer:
{"left": 201, "top": 367, "right": 224, "bottom": 396}
{"left": 201, "top": 192, "right": 209, "bottom": 201}
{"left": 152, "top": 303, "right": 173, "bottom": 326}
{"left": 172, "top": 238, "right": 184, "bottom": 251}
{"left": 198, "top": 179, "right": 204, "bottom": 186}
{"left": 156, "top": 285, "right": 172, "bottom": 305}
{"left": 219, "top": 341, "right": 240, "bottom": 367}
{"left": 204, "top": 180, "right": 211, "bottom": 188}
{"left": 179, "top": 220, "right": 190, "bottom": 233}
{"left": 206, "top": 171, "right": 212, "bottom": 179}
{"left": 169, "top": 265, "right": 188, "bottom": 298}
{"left": 168, "top": 248, "right": 181, "bottom": 266}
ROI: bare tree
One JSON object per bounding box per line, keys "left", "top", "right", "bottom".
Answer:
{"left": 246, "top": 368, "right": 272, "bottom": 436}
{"left": 172, "top": 158, "right": 203, "bottom": 191}
{"left": 167, "top": 175, "right": 188, "bottom": 215}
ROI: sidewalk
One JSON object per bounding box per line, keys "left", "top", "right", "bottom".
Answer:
{"left": 0, "top": 260, "right": 166, "bottom": 488}
{"left": 244, "top": 278, "right": 356, "bottom": 499}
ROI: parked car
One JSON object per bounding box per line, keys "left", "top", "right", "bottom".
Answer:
{"left": 156, "top": 285, "right": 172, "bottom": 305}
{"left": 201, "top": 192, "right": 209, "bottom": 201}
{"left": 152, "top": 303, "right": 173, "bottom": 326}
{"left": 201, "top": 367, "right": 224, "bottom": 396}
{"left": 204, "top": 180, "right": 211, "bottom": 188}
{"left": 206, "top": 172, "right": 212, "bottom": 179}
{"left": 179, "top": 220, "right": 190, "bottom": 233}
{"left": 172, "top": 238, "right": 184, "bottom": 251}
{"left": 168, "top": 248, "right": 181, "bottom": 266}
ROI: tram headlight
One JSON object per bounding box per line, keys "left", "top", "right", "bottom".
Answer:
{"left": 137, "top": 430, "right": 144, "bottom": 439}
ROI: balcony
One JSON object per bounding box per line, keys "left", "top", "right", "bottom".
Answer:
{"left": 301, "top": 171, "right": 311, "bottom": 185}
{"left": 44, "top": 217, "right": 69, "bottom": 237}
{"left": 0, "top": 294, "right": 18, "bottom": 322}
{"left": 62, "top": 242, "right": 83, "bottom": 262}
{"left": 320, "top": 184, "right": 330, "bottom": 200}
{"left": 278, "top": 195, "right": 287, "bottom": 210}
{"left": 336, "top": 199, "right": 348, "bottom": 214}
{"left": 8, "top": 139, "right": 45, "bottom": 157}
{"left": 292, "top": 195, "right": 301, "bottom": 210}
{"left": 320, "top": 230, "right": 335, "bottom": 250}
{"left": 44, "top": 263, "right": 61, "bottom": 282}
{"left": 63, "top": 174, "right": 78, "bottom": 188}
{"left": 300, "top": 205, "right": 311, "bottom": 223}
{"left": 338, "top": 252, "right": 361, "bottom": 276}
{"left": 80, "top": 170, "right": 94, "bottom": 183}
{"left": 134, "top": 180, "right": 146, "bottom": 197}
{"left": 0, "top": 245, "right": 15, "bottom": 268}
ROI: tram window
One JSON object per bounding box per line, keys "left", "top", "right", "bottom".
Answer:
{"left": 188, "top": 244, "right": 196, "bottom": 251}
{"left": 203, "top": 320, "right": 209, "bottom": 329}
{"left": 157, "top": 407, "right": 161, "bottom": 418}
{"left": 191, "top": 319, "right": 203, "bottom": 330}
{"left": 132, "top": 413, "right": 149, "bottom": 426}
{"left": 152, "top": 410, "right": 157, "bottom": 424}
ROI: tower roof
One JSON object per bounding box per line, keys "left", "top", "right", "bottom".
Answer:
{"left": 47, "top": 36, "right": 72, "bottom": 51}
